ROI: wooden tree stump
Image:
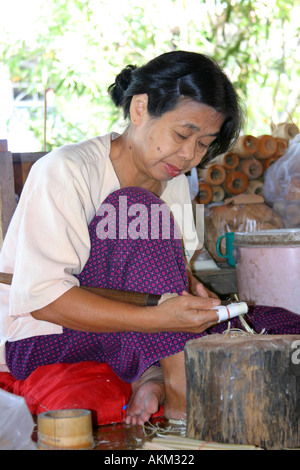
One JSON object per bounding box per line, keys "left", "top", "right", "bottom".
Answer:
{"left": 185, "top": 334, "right": 300, "bottom": 449}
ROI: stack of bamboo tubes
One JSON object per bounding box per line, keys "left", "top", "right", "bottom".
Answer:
{"left": 196, "top": 123, "right": 299, "bottom": 205}
{"left": 265, "top": 123, "right": 300, "bottom": 228}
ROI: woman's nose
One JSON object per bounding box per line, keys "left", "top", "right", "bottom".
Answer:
{"left": 178, "top": 141, "right": 196, "bottom": 161}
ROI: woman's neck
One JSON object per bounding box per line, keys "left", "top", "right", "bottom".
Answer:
{"left": 110, "top": 132, "right": 166, "bottom": 197}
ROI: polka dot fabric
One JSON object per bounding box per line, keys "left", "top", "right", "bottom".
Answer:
{"left": 6, "top": 187, "right": 300, "bottom": 381}
{"left": 78, "top": 187, "right": 188, "bottom": 296}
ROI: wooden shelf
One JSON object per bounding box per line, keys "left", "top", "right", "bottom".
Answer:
{"left": 193, "top": 266, "right": 237, "bottom": 297}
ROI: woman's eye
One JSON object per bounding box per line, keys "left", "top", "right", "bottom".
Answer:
{"left": 198, "top": 141, "right": 208, "bottom": 149}
{"left": 176, "top": 132, "right": 188, "bottom": 140}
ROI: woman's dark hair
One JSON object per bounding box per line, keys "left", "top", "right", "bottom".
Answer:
{"left": 108, "top": 51, "right": 244, "bottom": 163}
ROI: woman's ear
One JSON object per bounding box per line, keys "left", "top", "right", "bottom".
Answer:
{"left": 130, "top": 94, "right": 149, "bottom": 125}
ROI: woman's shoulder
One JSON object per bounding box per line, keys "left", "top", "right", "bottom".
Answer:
{"left": 37, "top": 134, "right": 114, "bottom": 170}
{"left": 18, "top": 134, "right": 118, "bottom": 204}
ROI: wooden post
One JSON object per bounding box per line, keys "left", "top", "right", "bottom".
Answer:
{"left": 0, "top": 141, "right": 16, "bottom": 246}
{"left": 185, "top": 334, "right": 300, "bottom": 449}
{"left": 12, "top": 152, "right": 46, "bottom": 197}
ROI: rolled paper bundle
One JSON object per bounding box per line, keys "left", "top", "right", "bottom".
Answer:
{"left": 262, "top": 156, "right": 280, "bottom": 171}
{"left": 275, "top": 138, "right": 288, "bottom": 156}
{"left": 272, "top": 122, "right": 299, "bottom": 141}
{"left": 233, "top": 135, "right": 259, "bottom": 158}
{"left": 201, "top": 164, "right": 226, "bottom": 185}
{"left": 197, "top": 182, "right": 213, "bottom": 204}
{"left": 285, "top": 203, "right": 300, "bottom": 226}
{"left": 272, "top": 201, "right": 286, "bottom": 217}
{"left": 237, "top": 157, "right": 263, "bottom": 180}
{"left": 212, "top": 185, "right": 225, "bottom": 202}
{"left": 213, "top": 152, "right": 239, "bottom": 170}
{"left": 286, "top": 176, "right": 300, "bottom": 201}
{"left": 254, "top": 135, "right": 277, "bottom": 159}
{"left": 245, "top": 179, "right": 264, "bottom": 196}
{"left": 213, "top": 301, "right": 248, "bottom": 323}
{"left": 223, "top": 170, "right": 248, "bottom": 195}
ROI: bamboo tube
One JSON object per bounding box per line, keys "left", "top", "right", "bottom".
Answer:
{"left": 272, "top": 123, "right": 299, "bottom": 141}
{"left": 201, "top": 164, "right": 226, "bottom": 185}
{"left": 246, "top": 179, "right": 264, "bottom": 196}
{"left": 212, "top": 152, "right": 239, "bottom": 170}
{"left": 38, "top": 409, "right": 94, "bottom": 450}
{"left": 233, "top": 135, "right": 259, "bottom": 158}
{"left": 237, "top": 157, "right": 263, "bottom": 180}
{"left": 275, "top": 138, "right": 288, "bottom": 156}
{"left": 223, "top": 170, "right": 248, "bottom": 195}
{"left": 212, "top": 185, "right": 225, "bottom": 202}
{"left": 254, "top": 135, "right": 277, "bottom": 159}
{"left": 197, "top": 182, "right": 213, "bottom": 204}
{"left": 262, "top": 156, "right": 280, "bottom": 171}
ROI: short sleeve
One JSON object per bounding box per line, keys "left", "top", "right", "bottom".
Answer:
{"left": 6, "top": 149, "right": 96, "bottom": 317}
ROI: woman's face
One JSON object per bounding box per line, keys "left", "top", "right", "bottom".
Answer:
{"left": 129, "top": 96, "right": 225, "bottom": 181}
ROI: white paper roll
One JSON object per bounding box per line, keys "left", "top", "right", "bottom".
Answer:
{"left": 214, "top": 302, "right": 248, "bottom": 323}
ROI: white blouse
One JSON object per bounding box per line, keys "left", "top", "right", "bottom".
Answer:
{"left": 0, "top": 133, "right": 199, "bottom": 371}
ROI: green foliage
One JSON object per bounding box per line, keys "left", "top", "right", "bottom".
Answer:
{"left": 0, "top": 0, "right": 299, "bottom": 151}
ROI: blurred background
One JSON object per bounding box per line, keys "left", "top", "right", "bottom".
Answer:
{"left": 0, "top": 0, "right": 299, "bottom": 152}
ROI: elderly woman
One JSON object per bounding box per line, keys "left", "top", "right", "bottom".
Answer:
{"left": 0, "top": 50, "right": 275, "bottom": 425}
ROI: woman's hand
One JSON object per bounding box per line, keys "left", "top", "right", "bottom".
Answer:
{"left": 155, "top": 291, "right": 220, "bottom": 334}
{"left": 187, "top": 269, "right": 219, "bottom": 299}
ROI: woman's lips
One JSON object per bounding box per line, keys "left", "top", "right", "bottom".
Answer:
{"left": 163, "top": 162, "right": 182, "bottom": 177}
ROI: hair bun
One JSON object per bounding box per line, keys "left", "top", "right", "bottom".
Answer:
{"left": 108, "top": 65, "right": 137, "bottom": 107}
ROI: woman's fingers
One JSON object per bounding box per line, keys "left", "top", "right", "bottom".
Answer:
{"left": 181, "top": 290, "right": 220, "bottom": 309}
{"left": 193, "top": 282, "right": 219, "bottom": 299}
{"left": 186, "top": 276, "right": 220, "bottom": 299}
{"left": 158, "top": 291, "right": 220, "bottom": 333}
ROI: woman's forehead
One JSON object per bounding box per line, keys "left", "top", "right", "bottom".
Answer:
{"left": 166, "top": 101, "right": 224, "bottom": 131}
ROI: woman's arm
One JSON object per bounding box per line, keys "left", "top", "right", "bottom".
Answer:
{"left": 31, "top": 285, "right": 220, "bottom": 334}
